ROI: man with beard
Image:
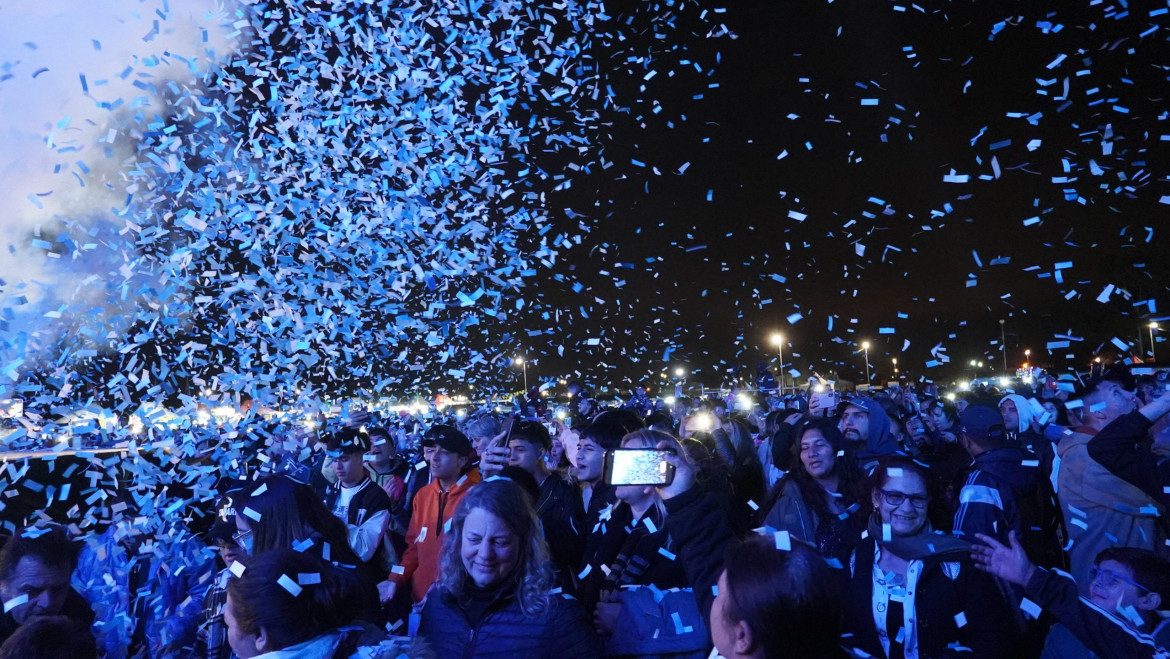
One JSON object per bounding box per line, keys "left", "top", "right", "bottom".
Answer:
{"left": 837, "top": 396, "right": 898, "bottom": 471}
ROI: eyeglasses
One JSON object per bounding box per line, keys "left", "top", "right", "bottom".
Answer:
{"left": 879, "top": 489, "right": 930, "bottom": 509}
{"left": 231, "top": 529, "right": 252, "bottom": 546}
{"left": 1089, "top": 566, "right": 1150, "bottom": 593}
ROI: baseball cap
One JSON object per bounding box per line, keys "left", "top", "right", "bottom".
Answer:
{"left": 959, "top": 406, "right": 1006, "bottom": 442}
{"left": 423, "top": 425, "right": 472, "bottom": 455}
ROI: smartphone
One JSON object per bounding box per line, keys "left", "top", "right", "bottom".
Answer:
{"left": 497, "top": 417, "right": 515, "bottom": 447}
{"left": 542, "top": 421, "right": 557, "bottom": 436}
{"left": 603, "top": 449, "right": 675, "bottom": 486}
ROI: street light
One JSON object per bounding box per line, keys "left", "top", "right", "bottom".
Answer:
{"left": 514, "top": 356, "right": 527, "bottom": 390}
{"left": 1150, "top": 323, "right": 1160, "bottom": 362}
{"left": 772, "top": 333, "right": 785, "bottom": 394}
{"left": 861, "top": 341, "right": 871, "bottom": 387}
{"left": 892, "top": 357, "right": 898, "bottom": 378}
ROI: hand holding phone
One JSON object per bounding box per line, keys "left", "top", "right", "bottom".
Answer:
{"left": 480, "top": 418, "right": 514, "bottom": 478}
{"left": 604, "top": 448, "right": 676, "bottom": 486}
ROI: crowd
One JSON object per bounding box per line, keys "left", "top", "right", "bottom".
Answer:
{"left": 0, "top": 365, "right": 1168, "bottom": 658}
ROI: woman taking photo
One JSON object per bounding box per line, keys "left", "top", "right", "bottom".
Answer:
{"left": 763, "top": 419, "right": 866, "bottom": 565}
{"left": 841, "top": 456, "right": 1013, "bottom": 658}
{"left": 418, "top": 478, "right": 600, "bottom": 657}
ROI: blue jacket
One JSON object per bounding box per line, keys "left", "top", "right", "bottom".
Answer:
{"left": 419, "top": 589, "right": 600, "bottom": 659}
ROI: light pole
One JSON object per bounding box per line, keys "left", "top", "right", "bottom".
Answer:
{"left": 772, "top": 333, "right": 785, "bottom": 394}
{"left": 514, "top": 356, "right": 527, "bottom": 390}
{"left": 999, "top": 319, "right": 1007, "bottom": 374}
{"left": 1150, "top": 323, "right": 1159, "bottom": 362}
{"left": 861, "top": 341, "right": 871, "bottom": 388}
{"left": 675, "top": 367, "right": 687, "bottom": 394}
{"left": 892, "top": 357, "right": 898, "bottom": 379}
{"left": 1024, "top": 349, "right": 1031, "bottom": 367}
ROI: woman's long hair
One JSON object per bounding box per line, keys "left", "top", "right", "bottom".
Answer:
{"left": 788, "top": 418, "right": 866, "bottom": 526}
{"left": 435, "top": 478, "right": 555, "bottom": 616}
{"left": 234, "top": 475, "right": 361, "bottom": 566}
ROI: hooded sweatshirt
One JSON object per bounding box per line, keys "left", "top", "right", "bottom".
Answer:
{"left": 845, "top": 396, "right": 899, "bottom": 462}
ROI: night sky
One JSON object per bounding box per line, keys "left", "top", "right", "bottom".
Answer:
{"left": 524, "top": 0, "right": 1169, "bottom": 392}
{"left": 2, "top": 0, "right": 1168, "bottom": 412}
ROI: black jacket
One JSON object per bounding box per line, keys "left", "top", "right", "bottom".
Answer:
{"left": 842, "top": 538, "right": 1014, "bottom": 658}
{"left": 661, "top": 486, "right": 734, "bottom": 617}
{"left": 576, "top": 482, "right": 624, "bottom": 610}
{"left": 419, "top": 588, "right": 601, "bottom": 658}
{"left": 535, "top": 471, "right": 585, "bottom": 581}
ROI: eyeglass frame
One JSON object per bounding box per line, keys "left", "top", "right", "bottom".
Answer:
{"left": 878, "top": 489, "right": 930, "bottom": 509}
{"left": 231, "top": 528, "right": 252, "bottom": 547}
{"left": 1089, "top": 565, "right": 1151, "bottom": 594}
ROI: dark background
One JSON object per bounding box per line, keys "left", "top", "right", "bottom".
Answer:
{"left": 512, "top": 0, "right": 1169, "bottom": 393}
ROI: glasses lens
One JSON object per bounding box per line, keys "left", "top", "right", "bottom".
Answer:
{"left": 882, "top": 490, "right": 905, "bottom": 506}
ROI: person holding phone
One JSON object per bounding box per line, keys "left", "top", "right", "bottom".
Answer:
{"left": 593, "top": 431, "right": 710, "bottom": 657}
{"left": 506, "top": 421, "right": 584, "bottom": 587}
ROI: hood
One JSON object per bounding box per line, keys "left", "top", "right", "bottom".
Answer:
{"left": 972, "top": 446, "right": 1042, "bottom": 491}
{"left": 1000, "top": 394, "right": 1035, "bottom": 433}
{"left": 847, "top": 396, "right": 898, "bottom": 459}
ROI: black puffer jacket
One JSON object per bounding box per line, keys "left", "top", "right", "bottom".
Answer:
{"left": 419, "top": 588, "right": 601, "bottom": 659}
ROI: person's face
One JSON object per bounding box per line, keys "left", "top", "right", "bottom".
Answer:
{"left": 0, "top": 556, "right": 71, "bottom": 625}
{"left": 709, "top": 571, "right": 739, "bottom": 659}
{"left": 1000, "top": 400, "right": 1020, "bottom": 431}
{"left": 799, "top": 428, "right": 836, "bottom": 480}
{"left": 429, "top": 447, "right": 467, "bottom": 482}
{"left": 1089, "top": 559, "right": 1149, "bottom": 617}
{"left": 508, "top": 438, "right": 545, "bottom": 476}
{"left": 928, "top": 404, "right": 951, "bottom": 431}
{"left": 838, "top": 405, "right": 870, "bottom": 443}
{"left": 547, "top": 439, "right": 565, "bottom": 467}
{"left": 872, "top": 470, "right": 929, "bottom": 538}
{"left": 331, "top": 451, "right": 365, "bottom": 487}
{"left": 575, "top": 438, "right": 606, "bottom": 484}
{"left": 1094, "top": 381, "right": 1139, "bottom": 424}
{"left": 225, "top": 594, "right": 262, "bottom": 658}
{"left": 366, "top": 435, "right": 396, "bottom": 467}
{"left": 905, "top": 417, "right": 927, "bottom": 442}
{"left": 218, "top": 541, "right": 246, "bottom": 567}
{"left": 470, "top": 433, "right": 493, "bottom": 457}
{"left": 422, "top": 445, "right": 437, "bottom": 464}
{"left": 1042, "top": 401, "right": 1059, "bottom": 422}
{"left": 460, "top": 507, "right": 520, "bottom": 588}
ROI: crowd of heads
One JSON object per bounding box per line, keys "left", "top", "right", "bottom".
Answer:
{"left": 0, "top": 365, "right": 1167, "bottom": 657}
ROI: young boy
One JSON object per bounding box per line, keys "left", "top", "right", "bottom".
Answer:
{"left": 323, "top": 428, "right": 393, "bottom": 573}
{"left": 377, "top": 425, "right": 480, "bottom": 606}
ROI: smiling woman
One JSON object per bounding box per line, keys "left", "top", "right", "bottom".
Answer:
{"left": 420, "top": 479, "right": 601, "bottom": 658}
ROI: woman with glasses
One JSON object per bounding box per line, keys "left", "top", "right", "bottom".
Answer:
{"left": 841, "top": 456, "right": 1013, "bottom": 658}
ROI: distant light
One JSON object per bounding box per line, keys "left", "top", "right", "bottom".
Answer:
{"left": 998, "top": 377, "right": 1010, "bottom": 387}
{"left": 946, "top": 393, "right": 957, "bottom": 401}
{"left": 675, "top": 367, "right": 685, "bottom": 377}
{"left": 691, "top": 413, "right": 713, "bottom": 432}
{"left": 663, "top": 396, "right": 676, "bottom": 405}
{"left": 812, "top": 383, "right": 826, "bottom": 393}
{"left": 554, "top": 409, "right": 568, "bottom": 420}
{"left": 455, "top": 409, "right": 466, "bottom": 418}
{"left": 958, "top": 381, "right": 969, "bottom": 390}
{"left": 514, "top": 357, "right": 524, "bottom": 366}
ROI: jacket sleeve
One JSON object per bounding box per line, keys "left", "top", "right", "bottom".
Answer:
{"left": 662, "top": 487, "right": 734, "bottom": 617}
{"left": 762, "top": 478, "right": 815, "bottom": 543}
{"left": 347, "top": 509, "right": 390, "bottom": 563}
{"left": 952, "top": 470, "right": 1010, "bottom": 545}
{"left": 1087, "top": 411, "right": 1167, "bottom": 509}
{"left": 548, "top": 595, "right": 604, "bottom": 658}
{"left": 1023, "top": 567, "right": 1165, "bottom": 659}
{"left": 389, "top": 510, "right": 421, "bottom": 584}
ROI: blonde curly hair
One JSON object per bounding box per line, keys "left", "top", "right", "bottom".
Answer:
{"left": 434, "top": 478, "right": 555, "bottom": 616}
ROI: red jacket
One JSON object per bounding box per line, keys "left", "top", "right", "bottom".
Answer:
{"left": 389, "top": 470, "right": 481, "bottom": 602}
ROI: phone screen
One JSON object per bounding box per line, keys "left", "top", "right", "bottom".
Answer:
{"left": 498, "top": 417, "right": 515, "bottom": 447}
{"left": 604, "top": 449, "right": 675, "bottom": 486}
